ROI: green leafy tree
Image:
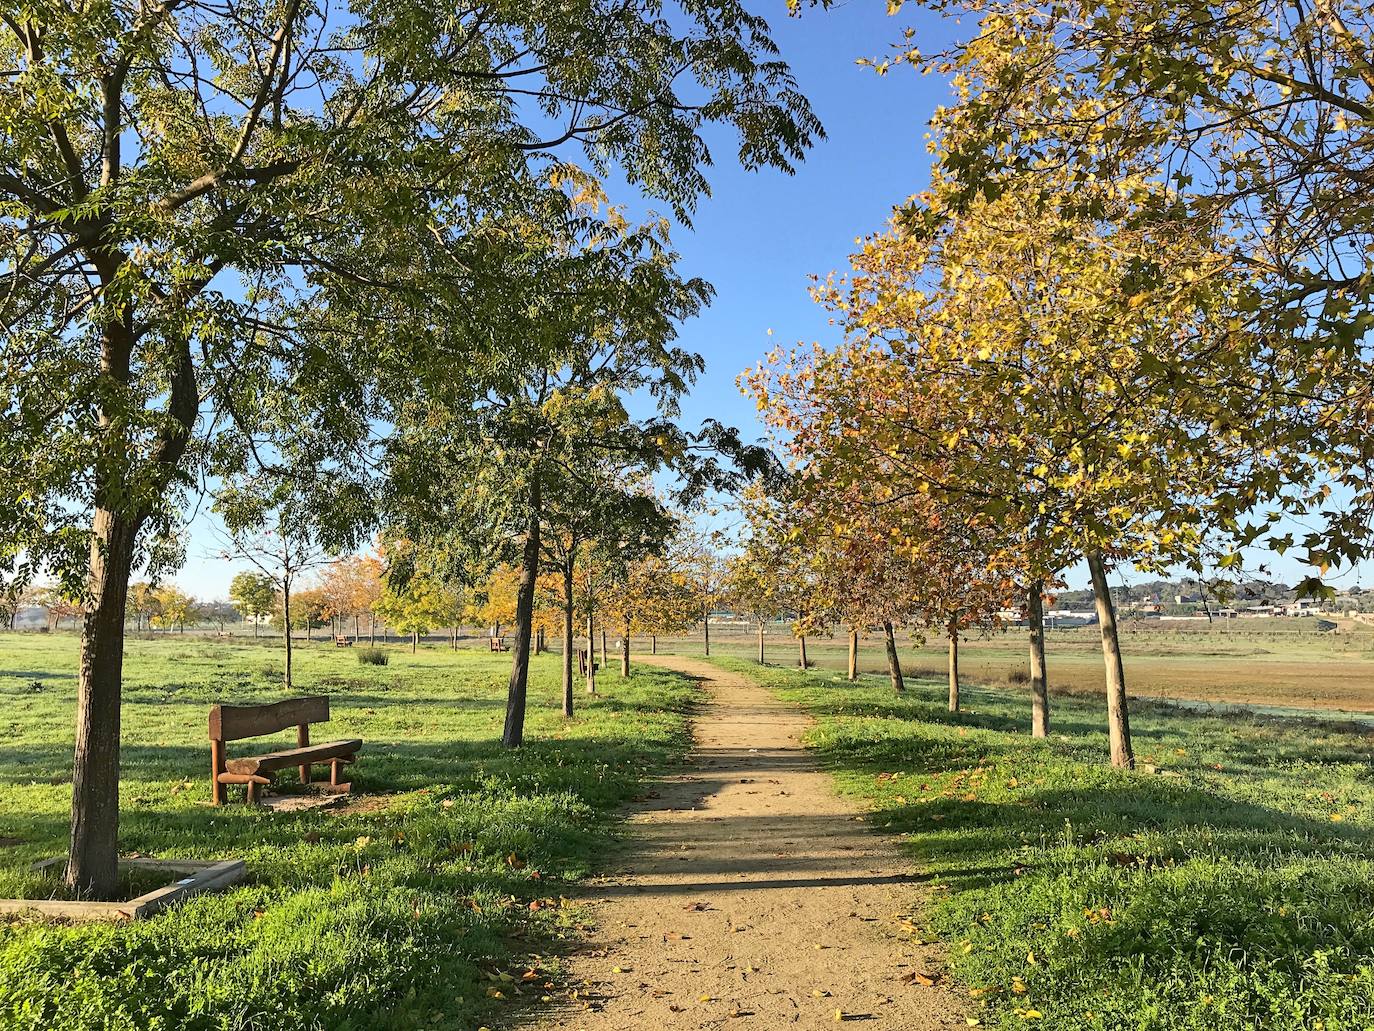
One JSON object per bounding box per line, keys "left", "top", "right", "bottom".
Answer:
{"left": 0, "top": 0, "right": 820, "bottom": 897}
{"left": 385, "top": 212, "right": 764, "bottom": 748}
{"left": 229, "top": 572, "right": 276, "bottom": 638}
{"left": 149, "top": 586, "right": 196, "bottom": 633}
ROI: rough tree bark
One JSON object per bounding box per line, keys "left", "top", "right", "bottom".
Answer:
{"left": 67, "top": 319, "right": 196, "bottom": 898}
{"left": 562, "top": 557, "right": 575, "bottom": 717}
{"left": 651, "top": 633, "right": 657, "bottom": 655}
{"left": 501, "top": 478, "right": 542, "bottom": 749}
{"left": 797, "top": 633, "right": 808, "bottom": 669}
{"left": 620, "top": 619, "right": 630, "bottom": 677}
{"left": 1086, "top": 550, "right": 1134, "bottom": 769}
{"left": 703, "top": 611, "right": 710, "bottom": 656}
{"left": 947, "top": 619, "right": 960, "bottom": 713}
{"left": 757, "top": 622, "right": 765, "bottom": 663}
{"left": 883, "top": 620, "right": 904, "bottom": 693}
{"left": 67, "top": 509, "right": 139, "bottom": 899}
{"left": 600, "top": 626, "right": 607, "bottom": 668}
{"left": 847, "top": 627, "right": 859, "bottom": 681}
{"left": 1027, "top": 580, "right": 1050, "bottom": 737}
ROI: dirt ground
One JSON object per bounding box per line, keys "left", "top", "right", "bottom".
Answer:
{"left": 525, "top": 655, "right": 962, "bottom": 1031}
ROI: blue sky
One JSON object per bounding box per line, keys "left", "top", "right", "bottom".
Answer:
{"left": 174, "top": 2, "right": 1349, "bottom": 599}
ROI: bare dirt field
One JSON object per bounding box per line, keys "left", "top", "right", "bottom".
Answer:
{"left": 644, "top": 621, "right": 1374, "bottom": 715}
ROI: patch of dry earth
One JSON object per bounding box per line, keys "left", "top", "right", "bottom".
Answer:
{"left": 522, "top": 655, "right": 962, "bottom": 1031}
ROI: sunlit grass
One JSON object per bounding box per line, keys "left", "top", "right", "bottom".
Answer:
{"left": 0, "top": 633, "right": 694, "bottom": 1030}
{"left": 722, "top": 657, "right": 1374, "bottom": 1031}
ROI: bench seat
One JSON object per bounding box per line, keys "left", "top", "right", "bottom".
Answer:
{"left": 224, "top": 739, "right": 363, "bottom": 776}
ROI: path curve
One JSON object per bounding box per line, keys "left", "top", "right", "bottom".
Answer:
{"left": 526, "top": 655, "right": 962, "bottom": 1030}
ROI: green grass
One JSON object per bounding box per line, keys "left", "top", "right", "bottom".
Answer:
{"left": 717, "top": 657, "right": 1374, "bottom": 1031}
{"left": 0, "top": 633, "right": 695, "bottom": 1031}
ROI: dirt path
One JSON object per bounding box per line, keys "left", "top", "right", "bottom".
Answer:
{"left": 526, "top": 655, "right": 962, "bottom": 1031}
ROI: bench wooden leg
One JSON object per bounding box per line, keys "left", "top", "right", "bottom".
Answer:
{"left": 247, "top": 780, "right": 261, "bottom": 805}
{"left": 211, "top": 740, "right": 226, "bottom": 806}
{"left": 297, "top": 723, "right": 311, "bottom": 784}
{"left": 331, "top": 758, "right": 342, "bottom": 786}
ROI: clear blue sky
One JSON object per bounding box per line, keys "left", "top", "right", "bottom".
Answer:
{"left": 174, "top": 2, "right": 1345, "bottom": 599}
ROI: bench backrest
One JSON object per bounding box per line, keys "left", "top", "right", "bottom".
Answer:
{"left": 209, "top": 696, "right": 329, "bottom": 742}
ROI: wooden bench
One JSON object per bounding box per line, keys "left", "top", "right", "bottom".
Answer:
{"left": 488, "top": 636, "right": 508, "bottom": 652}
{"left": 209, "top": 696, "right": 362, "bottom": 805}
{"left": 334, "top": 635, "right": 353, "bottom": 647}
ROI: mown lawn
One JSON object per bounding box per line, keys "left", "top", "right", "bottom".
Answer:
{"left": 720, "top": 658, "right": 1374, "bottom": 1031}
{"left": 0, "top": 633, "right": 695, "bottom": 1031}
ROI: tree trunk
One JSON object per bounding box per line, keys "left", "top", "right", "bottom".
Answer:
{"left": 651, "top": 633, "right": 657, "bottom": 655}
{"left": 501, "top": 479, "right": 542, "bottom": 749}
{"left": 411, "top": 629, "right": 417, "bottom": 654}
{"left": 562, "top": 559, "right": 575, "bottom": 717}
{"left": 1027, "top": 580, "right": 1050, "bottom": 737}
{"left": 883, "top": 620, "right": 904, "bottom": 693}
{"left": 585, "top": 611, "right": 597, "bottom": 695}
{"left": 354, "top": 614, "right": 359, "bottom": 638}
{"left": 282, "top": 585, "right": 293, "bottom": 690}
{"left": 703, "top": 611, "right": 710, "bottom": 656}
{"left": 847, "top": 627, "right": 859, "bottom": 681}
{"left": 947, "top": 619, "right": 960, "bottom": 713}
{"left": 451, "top": 626, "right": 457, "bottom": 651}
{"left": 67, "top": 508, "right": 139, "bottom": 899}
{"left": 306, "top": 619, "right": 312, "bottom": 643}
{"left": 1086, "top": 550, "right": 1134, "bottom": 769}
{"left": 757, "top": 621, "right": 765, "bottom": 664}
{"left": 798, "top": 633, "right": 808, "bottom": 669}
{"left": 621, "top": 619, "right": 630, "bottom": 677}
{"left": 253, "top": 614, "right": 259, "bottom": 638}
{"left": 369, "top": 616, "right": 375, "bottom": 645}
{"left": 600, "top": 626, "right": 607, "bottom": 667}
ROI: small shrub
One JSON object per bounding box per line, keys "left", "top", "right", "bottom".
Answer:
{"left": 1006, "top": 667, "right": 1030, "bottom": 685}
{"left": 358, "top": 647, "right": 389, "bottom": 666}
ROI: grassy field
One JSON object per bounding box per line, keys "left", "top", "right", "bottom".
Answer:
{"left": 722, "top": 657, "right": 1374, "bottom": 1031}
{"left": 651, "top": 620, "right": 1374, "bottom": 714}
{"left": 0, "top": 633, "right": 695, "bottom": 1031}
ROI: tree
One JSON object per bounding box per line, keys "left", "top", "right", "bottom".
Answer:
{"left": 126, "top": 583, "right": 159, "bottom": 634}
{"left": 0, "top": 572, "right": 29, "bottom": 631}
{"left": 149, "top": 586, "right": 196, "bottom": 633}
{"left": 1, "top": 0, "right": 820, "bottom": 897}
{"left": 752, "top": 178, "right": 1267, "bottom": 766}
{"left": 318, "top": 555, "right": 386, "bottom": 641}
{"left": 291, "top": 587, "right": 331, "bottom": 642}
{"left": 605, "top": 544, "right": 701, "bottom": 674}
{"left": 725, "top": 489, "right": 793, "bottom": 666}
{"left": 229, "top": 573, "right": 276, "bottom": 638}
{"left": 879, "top": 0, "right": 1374, "bottom": 582}
{"left": 198, "top": 599, "right": 240, "bottom": 634}
{"left": 471, "top": 566, "right": 521, "bottom": 642}
{"left": 216, "top": 510, "right": 327, "bottom": 690}
{"left": 374, "top": 569, "right": 463, "bottom": 654}
{"left": 384, "top": 209, "right": 766, "bottom": 748}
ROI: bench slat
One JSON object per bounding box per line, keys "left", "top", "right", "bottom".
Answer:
{"left": 210, "top": 696, "right": 329, "bottom": 741}
{"left": 224, "top": 739, "right": 362, "bottom": 776}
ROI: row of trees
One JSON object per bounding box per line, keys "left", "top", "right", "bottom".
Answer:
{"left": 739, "top": 0, "right": 1374, "bottom": 770}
